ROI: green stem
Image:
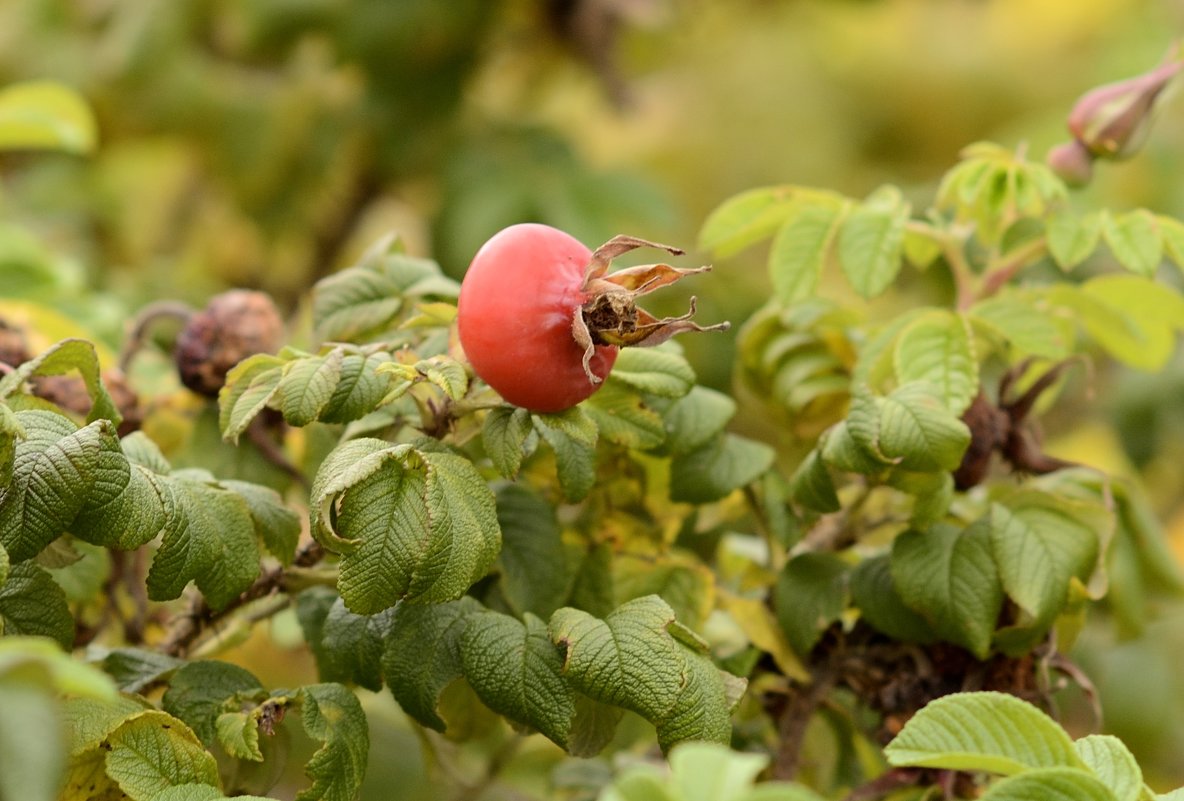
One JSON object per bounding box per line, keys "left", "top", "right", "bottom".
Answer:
{"left": 977, "top": 237, "right": 1048, "bottom": 301}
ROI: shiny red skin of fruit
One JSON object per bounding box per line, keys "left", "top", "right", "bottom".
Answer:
{"left": 458, "top": 223, "right": 618, "bottom": 413}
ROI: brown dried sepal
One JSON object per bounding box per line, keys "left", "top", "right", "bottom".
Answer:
{"left": 571, "top": 234, "right": 730, "bottom": 384}
{"left": 953, "top": 358, "right": 1077, "bottom": 490}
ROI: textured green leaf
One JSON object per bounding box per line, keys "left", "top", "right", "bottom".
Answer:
{"left": 891, "top": 522, "right": 1002, "bottom": 658}
{"left": 315, "top": 597, "right": 396, "bottom": 691}
{"left": 0, "top": 339, "right": 120, "bottom": 425}
{"left": 534, "top": 413, "right": 597, "bottom": 503}
{"left": 218, "top": 479, "right": 300, "bottom": 566}
{"left": 698, "top": 186, "right": 797, "bottom": 257}
{"left": 97, "top": 648, "right": 183, "bottom": 693}
{"left": 217, "top": 354, "right": 284, "bottom": 443}
{"left": 990, "top": 493, "right": 1100, "bottom": 624}
{"left": 104, "top": 711, "right": 221, "bottom": 801}
{"left": 850, "top": 555, "right": 935, "bottom": 644}
{"left": 820, "top": 420, "right": 891, "bottom": 475}
{"left": 788, "top": 449, "right": 840, "bottom": 513}
{"left": 769, "top": 201, "right": 847, "bottom": 304}
{"left": 382, "top": 597, "right": 481, "bottom": 731}
{"left": 0, "top": 81, "right": 96, "bottom": 153}
{"left": 146, "top": 477, "right": 261, "bottom": 610}
{"left": 309, "top": 437, "right": 400, "bottom": 552}
{"left": 1046, "top": 210, "right": 1103, "bottom": 271}
{"left": 215, "top": 711, "right": 263, "bottom": 762}
{"left": 875, "top": 382, "right": 971, "bottom": 471}
{"left": 970, "top": 294, "right": 1072, "bottom": 360}
{"left": 608, "top": 348, "right": 697, "bottom": 398}
{"left": 1103, "top": 210, "right": 1163, "bottom": 276}
{"left": 318, "top": 352, "right": 394, "bottom": 424}
{"left": 0, "top": 544, "right": 7, "bottom": 588}
{"left": 774, "top": 553, "right": 849, "bottom": 656}
{"left": 837, "top": 188, "right": 910, "bottom": 299}
{"left": 0, "top": 683, "right": 64, "bottom": 801}
{"left": 0, "top": 412, "right": 109, "bottom": 561}
{"left": 669, "top": 433, "right": 774, "bottom": 504}
{"left": 494, "top": 484, "right": 569, "bottom": 618}
{"left": 0, "top": 403, "right": 22, "bottom": 487}
{"left": 335, "top": 447, "right": 500, "bottom": 613}
{"left": 980, "top": 767, "right": 1119, "bottom": 801}
{"left": 885, "top": 691, "right": 1083, "bottom": 774}
{"left": 585, "top": 381, "right": 666, "bottom": 449}
{"left": 550, "top": 596, "right": 736, "bottom": 751}
{"left": 415, "top": 355, "right": 469, "bottom": 400}
{"left": 279, "top": 348, "right": 344, "bottom": 427}
{"left": 0, "top": 561, "right": 73, "bottom": 648}
{"left": 461, "top": 611, "right": 575, "bottom": 748}
{"left": 1075, "top": 735, "right": 1142, "bottom": 801}
{"left": 295, "top": 683, "right": 369, "bottom": 801}
{"left": 614, "top": 553, "right": 715, "bottom": 631}
{"left": 162, "top": 661, "right": 265, "bottom": 747}
{"left": 482, "top": 406, "right": 535, "bottom": 479}
{"left": 894, "top": 311, "right": 977, "bottom": 414}
{"left": 656, "top": 386, "right": 736, "bottom": 456}
{"left": 69, "top": 428, "right": 167, "bottom": 552}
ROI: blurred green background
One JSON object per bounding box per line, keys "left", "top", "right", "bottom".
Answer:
{"left": 3, "top": 0, "right": 1184, "bottom": 798}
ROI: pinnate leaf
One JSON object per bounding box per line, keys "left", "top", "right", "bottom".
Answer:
{"left": 218, "top": 479, "right": 300, "bottom": 566}
{"left": 875, "top": 382, "right": 971, "bottom": 471}
{"left": 279, "top": 347, "right": 344, "bottom": 427}
{"left": 494, "top": 484, "right": 570, "bottom": 618}
{"left": 606, "top": 347, "right": 696, "bottom": 398}
{"left": 669, "top": 433, "right": 774, "bottom": 504}
{"left": 774, "top": 553, "right": 849, "bottom": 656}
{"left": 656, "top": 386, "right": 735, "bottom": 456}
{"left": 533, "top": 411, "right": 597, "bottom": 502}
{"left": 698, "top": 186, "right": 797, "bottom": 257}
{"left": 584, "top": 381, "right": 666, "bottom": 449}
{"left": 218, "top": 355, "right": 284, "bottom": 443}
{"left": 885, "top": 691, "right": 1083, "bottom": 774}
{"left": 1074, "top": 735, "right": 1142, "bottom": 801}
{"left": 849, "top": 555, "right": 935, "bottom": 644}
{"left": 1046, "top": 210, "right": 1103, "bottom": 271}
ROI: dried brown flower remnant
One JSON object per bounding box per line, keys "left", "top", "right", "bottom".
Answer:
{"left": 174, "top": 290, "right": 283, "bottom": 397}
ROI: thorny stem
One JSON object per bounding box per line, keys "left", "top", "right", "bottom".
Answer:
{"left": 160, "top": 540, "right": 324, "bottom": 658}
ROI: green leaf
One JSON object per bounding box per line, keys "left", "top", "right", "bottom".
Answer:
{"left": 334, "top": 446, "right": 500, "bottom": 613}
{"left": 104, "top": 711, "right": 221, "bottom": 801}
{"left": 849, "top": 555, "right": 934, "bottom": 644}
{"left": 97, "top": 648, "right": 183, "bottom": 693}
{"left": 319, "top": 352, "right": 395, "bottom": 424}
{"left": 0, "top": 412, "right": 111, "bottom": 561}
{"left": 820, "top": 420, "right": 891, "bottom": 475}
{"left": 788, "top": 449, "right": 840, "bottom": 513}
{"left": 0, "top": 339, "right": 120, "bottom": 426}
{"left": 1103, "top": 210, "right": 1163, "bottom": 276}
{"left": 148, "top": 784, "right": 277, "bottom": 801}
{"left": 0, "top": 636, "right": 116, "bottom": 699}
{"left": 534, "top": 412, "right": 597, "bottom": 503}
{"left": 218, "top": 479, "right": 300, "bottom": 566}
{"left": 970, "top": 293, "right": 1072, "bottom": 360}
{"left": 162, "top": 661, "right": 265, "bottom": 747}
{"left": 308, "top": 438, "right": 399, "bottom": 552}
{"left": 698, "top": 186, "right": 797, "bottom": 257}
{"left": 215, "top": 712, "right": 263, "bottom": 762}
{"left": 279, "top": 348, "right": 344, "bottom": 427}
{"left": 382, "top": 597, "right": 481, "bottom": 731}
{"left": 0, "top": 81, "right": 96, "bottom": 154}
{"left": 1074, "top": 735, "right": 1142, "bottom": 801}
{"left": 482, "top": 406, "right": 535, "bottom": 479}
{"left": 217, "top": 354, "right": 284, "bottom": 443}
{"left": 146, "top": 477, "right": 261, "bottom": 610}
{"left": 0, "top": 561, "right": 73, "bottom": 648}
{"left": 550, "top": 596, "right": 736, "bottom": 752}
{"left": 875, "top": 382, "right": 972, "bottom": 471}
{"left": 656, "top": 386, "right": 736, "bottom": 456}
{"left": 990, "top": 493, "right": 1101, "bottom": 624}
{"left": 669, "top": 433, "right": 775, "bottom": 504}
{"left": 1081, "top": 274, "right": 1184, "bottom": 332}
{"left": 0, "top": 683, "right": 65, "bottom": 801}
{"left": 415, "top": 355, "right": 469, "bottom": 400}
{"left": 69, "top": 426, "right": 168, "bottom": 552}
{"left": 885, "top": 691, "right": 1083, "bottom": 774}
{"left": 903, "top": 225, "right": 944, "bottom": 270}
{"left": 295, "top": 683, "right": 369, "bottom": 801}
{"left": 891, "top": 522, "right": 1002, "bottom": 658}
{"left": 0, "top": 544, "right": 7, "bottom": 589}
{"left": 769, "top": 200, "right": 848, "bottom": 304}
{"left": 979, "top": 767, "right": 1119, "bottom": 801}
{"left": 584, "top": 382, "right": 666, "bottom": 449}
{"left": 894, "top": 310, "right": 978, "bottom": 414}
{"left": 614, "top": 553, "right": 715, "bottom": 631}
{"left": 461, "top": 611, "right": 575, "bottom": 748}
{"left": 1047, "top": 284, "right": 1172, "bottom": 371}
{"left": 837, "top": 188, "right": 910, "bottom": 299}
{"left": 494, "top": 484, "right": 570, "bottom": 618}
{"left": 314, "top": 597, "right": 396, "bottom": 691}
{"left": 608, "top": 347, "right": 697, "bottom": 398}
{"left": 1160, "top": 215, "right": 1184, "bottom": 276}
{"left": 1046, "top": 210, "right": 1103, "bottom": 271}
{"left": 773, "top": 553, "right": 849, "bottom": 656}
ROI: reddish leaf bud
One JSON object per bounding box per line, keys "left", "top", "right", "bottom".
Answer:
{"left": 1046, "top": 139, "right": 1095, "bottom": 188}
{"left": 1066, "top": 54, "right": 1182, "bottom": 160}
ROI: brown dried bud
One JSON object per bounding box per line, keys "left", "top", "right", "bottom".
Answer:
{"left": 174, "top": 290, "right": 283, "bottom": 397}
{"left": 1046, "top": 139, "right": 1094, "bottom": 188}
{"left": 1066, "top": 53, "right": 1182, "bottom": 160}
{"left": 0, "top": 319, "right": 31, "bottom": 369}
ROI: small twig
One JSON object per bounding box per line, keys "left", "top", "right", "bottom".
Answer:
{"left": 842, "top": 768, "right": 925, "bottom": 801}
{"left": 160, "top": 540, "right": 324, "bottom": 658}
